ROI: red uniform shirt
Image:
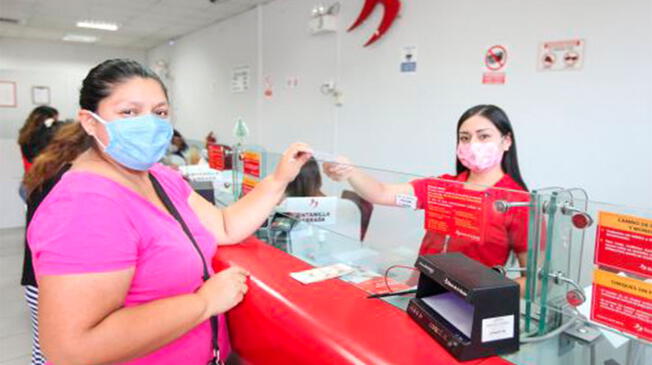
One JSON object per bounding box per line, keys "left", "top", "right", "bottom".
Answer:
{"left": 410, "top": 171, "right": 530, "bottom": 268}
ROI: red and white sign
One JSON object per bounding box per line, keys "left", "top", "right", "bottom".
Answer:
{"left": 482, "top": 45, "right": 507, "bottom": 84}
{"left": 241, "top": 175, "right": 258, "bottom": 196}
{"left": 591, "top": 269, "right": 652, "bottom": 342}
{"left": 207, "top": 144, "right": 225, "bottom": 171}
{"left": 482, "top": 72, "right": 506, "bottom": 85}
{"left": 594, "top": 212, "right": 652, "bottom": 278}
{"left": 424, "top": 179, "right": 487, "bottom": 242}
{"left": 538, "top": 39, "right": 585, "bottom": 71}
{"left": 242, "top": 150, "right": 261, "bottom": 178}
{"left": 485, "top": 45, "right": 507, "bottom": 71}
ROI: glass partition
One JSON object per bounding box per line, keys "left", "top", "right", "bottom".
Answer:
{"left": 176, "top": 144, "right": 651, "bottom": 364}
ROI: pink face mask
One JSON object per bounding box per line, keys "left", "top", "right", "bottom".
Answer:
{"left": 456, "top": 142, "right": 504, "bottom": 173}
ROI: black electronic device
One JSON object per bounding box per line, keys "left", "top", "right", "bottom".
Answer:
{"left": 190, "top": 180, "right": 215, "bottom": 205}
{"left": 407, "top": 253, "right": 520, "bottom": 361}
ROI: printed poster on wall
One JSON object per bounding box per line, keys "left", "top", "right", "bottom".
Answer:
{"left": 590, "top": 269, "right": 652, "bottom": 342}
{"left": 482, "top": 45, "right": 507, "bottom": 85}
{"left": 424, "top": 179, "right": 487, "bottom": 242}
{"left": 0, "top": 81, "right": 17, "bottom": 107}
{"left": 231, "top": 66, "right": 250, "bottom": 93}
{"left": 594, "top": 212, "right": 652, "bottom": 278}
{"left": 400, "top": 45, "right": 417, "bottom": 73}
{"left": 207, "top": 144, "right": 225, "bottom": 171}
{"left": 538, "top": 39, "right": 585, "bottom": 71}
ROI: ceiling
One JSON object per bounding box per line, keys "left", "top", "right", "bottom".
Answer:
{"left": 0, "top": 0, "right": 271, "bottom": 49}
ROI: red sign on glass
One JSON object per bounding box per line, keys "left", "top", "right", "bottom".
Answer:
{"left": 207, "top": 144, "right": 225, "bottom": 171}
{"left": 594, "top": 212, "right": 652, "bottom": 278}
{"left": 242, "top": 151, "right": 261, "bottom": 178}
{"left": 425, "top": 179, "right": 487, "bottom": 242}
{"left": 591, "top": 269, "right": 652, "bottom": 342}
{"left": 241, "top": 175, "right": 258, "bottom": 196}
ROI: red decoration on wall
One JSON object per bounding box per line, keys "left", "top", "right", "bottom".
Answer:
{"left": 348, "top": 0, "right": 401, "bottom": 47}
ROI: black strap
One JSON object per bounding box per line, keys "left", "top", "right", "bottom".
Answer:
{"left": 149, "top": 174, "right": 221, "bottom": 365}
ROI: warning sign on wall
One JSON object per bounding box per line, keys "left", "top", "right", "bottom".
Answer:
{"left": 538, "top": 39, "right": 585, "bottom": 71}
{"left": 400, "top": 45, "right": 418, "bottom": 73}
{"left": 483, "top": 45, "right": 507, "bottom": 85}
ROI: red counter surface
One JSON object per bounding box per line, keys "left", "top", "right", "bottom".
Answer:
{"left": 212, "top": 237, "right": 513, "bottom": 365}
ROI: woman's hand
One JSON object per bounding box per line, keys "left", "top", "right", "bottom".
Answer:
{"left": 322, "top": 156, "right": 355, "bottom": 182}
{"left": 196, "top": 266, "right": 249, "bottom": 318}
{"left": 272, "top": 142, "right": 313, "bottom": 183}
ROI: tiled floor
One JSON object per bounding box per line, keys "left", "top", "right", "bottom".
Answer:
{"left": 0, "top": 227, "right": 32, "bottom": 364}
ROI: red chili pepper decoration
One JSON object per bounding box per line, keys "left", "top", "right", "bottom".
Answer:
{"left": 348, "top": 0, "right": 401, "bottom": 47}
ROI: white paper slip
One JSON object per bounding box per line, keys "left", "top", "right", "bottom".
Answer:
{"left": 290, "top": 263, "right": 355, "bottom": 284}
{"left": 395, "top": 194, "right": 417, "bottom": 209}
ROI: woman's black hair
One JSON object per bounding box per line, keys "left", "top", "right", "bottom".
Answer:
{"left": 285, "top": 157, "right": 324, "bottom": 197}
{"left": 455, "top": 105, "right": 528, "bottom": 191}
{"left": 172, "top": 129, "right": 189, "bottom": 152}
{"left": 80, "top": 58, "right": 167, "bottom": 112}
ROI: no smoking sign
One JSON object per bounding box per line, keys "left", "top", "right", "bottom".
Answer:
{"left": 485, "top": 45, "right": 507, "bottom": 71}
{"left": 483, "top": 45, "right": 507, "bottom": 85}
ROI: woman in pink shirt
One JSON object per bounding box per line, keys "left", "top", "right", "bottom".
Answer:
{"left": 24, "top": 59, "right": 312, "bottom": 364}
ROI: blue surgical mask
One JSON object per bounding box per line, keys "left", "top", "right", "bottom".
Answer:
{"left": 89, "top": 111, "right": 173, "bottom": 171}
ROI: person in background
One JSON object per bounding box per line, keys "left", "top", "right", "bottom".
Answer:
{"left": 284, "top": 157, "right": 325, "bottom": 198}
{"left": 24, "top": 58, "right": 312, "bottom": 364}
{"left": 257, "top": 157, "right": 327, "bottom": 250}
{"left": 164, "top": 129, "right": 191, "bottom": 166}
{"left": 324, "top": 105, "right": 531, "bottom": 293}
{"left": 17, "top": 105, "right": 62, "bottom": 365}
{"left": 17, "top": 106, "right": 61, "bottom": 197}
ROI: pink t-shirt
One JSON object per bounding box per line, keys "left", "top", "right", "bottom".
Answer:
{"left": 28, "top": 163, "right": 230, "bottom": 364}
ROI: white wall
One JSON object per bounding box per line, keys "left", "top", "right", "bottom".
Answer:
{"left": 0, "top": 38, "right": 146, "bottom": 228}
{"left": 147, "top": 0, "right": 652, "bottom": 209}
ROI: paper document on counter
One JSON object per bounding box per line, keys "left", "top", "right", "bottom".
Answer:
{"left": 290, "top": 263, "right": 354, "bottom": 284}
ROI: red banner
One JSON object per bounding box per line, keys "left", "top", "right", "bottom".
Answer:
{"left": 241, "top": 175, "right": 258, "bottom": 196}
{"left": 242, "top": 151, "right": 261, "bottom": 178}
{"left": 207, "top": 144, "right": 225, "bottom": 171}
{"left": 424, "top": 179, "right": 486, "bottom": 242}
{"left": 591, "top": 269, "right": 652, "bottom": 342}
{"left": 594, "top": 212, "right": 652, "bottom": 278}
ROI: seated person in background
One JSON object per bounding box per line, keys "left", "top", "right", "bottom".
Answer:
{"left": 163, "top": 129, "right": 204, "bottom": 167}
{"left": 163, "top": 129, "right": 190, "bottom": 166}
{"left": 285, "top": 157, "right": 325, "bottom": 198}
{"left": 258, "top": 157, "right": 325, "bottom": 249}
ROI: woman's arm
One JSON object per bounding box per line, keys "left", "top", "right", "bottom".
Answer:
{"left": 323, "top": 158, "right": 413, "bottom": 206}
{"left": 39, "top": 266, "right": 248, "bottom": 365}
{"left": 189, "top": 143, "right": 312, "bottom": 245}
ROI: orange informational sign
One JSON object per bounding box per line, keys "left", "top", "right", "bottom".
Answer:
{"left": 241, "top": 175, "right": 259, "bottom": 196}
{"left": 594, "top": 212, "right": 652, "bottom": 278}
{"left": 242, "top": 150, "right": 261, "bottom": 178}
{"left": 207, "top": 144, "right": 225, "bottom": 171}
{"left": 591, "top": 269, "right": 652, "bottom": 342}
{"left": 425, "top": 179, "right": 487, "bottom": 242}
